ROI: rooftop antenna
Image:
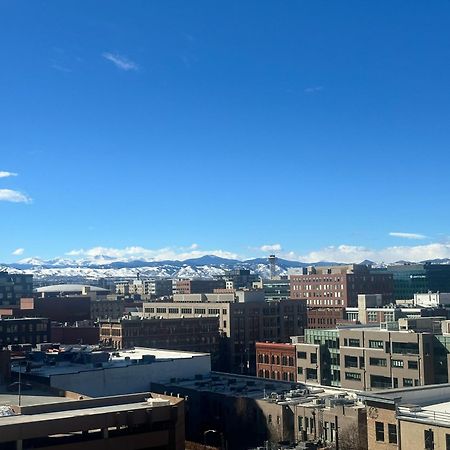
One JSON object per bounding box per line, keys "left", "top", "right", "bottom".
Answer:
{"left": 268, "top": 254, "right": 277, "bottom": 280}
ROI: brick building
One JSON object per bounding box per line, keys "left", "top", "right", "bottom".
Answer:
{"left": 256, "top": 342, "right": 296, "bottom": 382}
{"left": 99, "top": 316, "right": 220, "bottom": 356}
{"left": 290, "top": 264, "right": 393, "bottom": 309}
{"left": 172, "top": 279, "right": 226, "bottom": 294}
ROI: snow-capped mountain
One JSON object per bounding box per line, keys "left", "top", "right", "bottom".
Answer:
{"left": 3, "top": 255, "right": 448, "bottom": 283}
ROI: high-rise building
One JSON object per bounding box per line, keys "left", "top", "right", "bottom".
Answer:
{"left": 380, "top": 263, "right": 450, "bottom": 300}
{"left": 290, "top": 264, "right": 393, "bottom": 308}
{"left": 0, "top": 270, "right": 33, "bottom": 307}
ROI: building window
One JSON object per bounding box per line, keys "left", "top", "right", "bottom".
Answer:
{"left": 298, "top": 367, "right": 303, "bottom": 375}
{"left": 345, "top": 372, "right": 361, "bottom": 381}
{"left": 369, "top": 357, "right": 387, "bottom": 367}
{"left": 297, "top": 351, "right": 307, "bottom": 359}
{"left": 403, "top": 378, "right": 413, "bottom": 387}
{"left": 348, "top": 338, "right": 360, "bottom": 347}
{"left": 375, "top": 422, "right": 384, "bottom": 442}
{"left": 388, "top": 424, "right": 397, "bottom": 444}
{"left": 310, "top": 353, "right": 317, "bottom": 364}
{"left": 425, "top": 429, "right": 434, "bottom": 450}
{"left": 344, "top": 355, "right": 358, "bottom": 368}
{"left": 391, "top": 359, "right": 404, "bottom": 368}
{"left": 446, "top": 433, "right": 450, "bottom": 450}
{"left": 368, "top": 339, "right": 384, "bottom": 349}
{"left": 298, "top": 416, "right": 303, "bottom": 431}
{"left": 408, "top": 360, "right": 418, "bottom": 370}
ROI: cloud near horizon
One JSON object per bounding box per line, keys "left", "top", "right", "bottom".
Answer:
{"left": 58, "top": 242, "right": 450, "bottom": 265}
{"left": 389, "top": 232, "right": 427, "bottom": 240}
{"left": 260, "top": 244, "right": 282, "bottom": 252}
{"left": 102, "top": 52, "right": 138, "bottom": 71}
{"left": 66, "top": 245, "right": 239, "bottom": 262}
{"left": 0, "top": 189, "right": 32, "bottom": 203}
{"left": 0, "top": 171, "right": 17, "bottom": 178}
{"left": 12, "top": 248, "right": 24, "bottom": 256}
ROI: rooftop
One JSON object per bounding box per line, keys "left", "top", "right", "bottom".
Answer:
{"left": 35, "top": 284, "right": 108, "bottom": 293}
{"left": 159, "top": 371, "right": 362, "bottom": 406}
{"left": 13, "top": 346, "right": 209, "bottom": 378}
{"left": 0, "top": 384, "right": 75, "bottom": 408}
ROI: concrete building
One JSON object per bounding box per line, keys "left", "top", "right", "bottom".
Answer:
{"left": 217, "top": 269, "right": 259, "bottom": 290}
{"left": 100, "top": 316, "right": 220, "bottom": 357}
{"left": 362, "top": 383, "right": 450, "bottom": 450}
{"left": 293, "top": 317, "right": 450, "bottom": 390}
{"left": 414, "top": 291, "right": 450, "bottom": 307}
{"left": 142, "top": 290, "right": 306, "bottom": 374}
{"left": 17, "top": 345, "right": 211, "bottom": 398}
{"left": 290, "top": 264, "right": 394, "bottom": 308}
{"left": 151, "top": 372, "right": 367, "bottom": 450}
{"left": 115, "top": 278, "right": 173, "bottom": 297}
{"left": 0, "top": 271, "right": 33, "bottom": 307}
{"left": 172, "top": 279, "right": 225, "bottom": 294}
{"left": 0, "top": 387, "right": 184, "bottom": 450}
{"left": 255, "top": 277, "right": 291, "bottom": 302}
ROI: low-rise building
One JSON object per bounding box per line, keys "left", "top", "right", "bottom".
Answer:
{"left": 17, "top": 345, "right": 211, "bottom": 398}
{"left": 256, "top": 342, "right": 296, "bottom": 382}
{"left": 0, "top": 386, "right": 184, "bottom": 450}
{"left": 100, "top": 316, "right": 220, "bottom": 356}
{"left": 151, "top": 372, "right": 366, "bottom": 450}
{"left": 0, "top": 317, "right": 50, "bottom": 348}
{"left": 362, "top": 383, "right": 450, "bottom": 450}
{"left": 294, "top": 317, "right": 450, "bottom": 390}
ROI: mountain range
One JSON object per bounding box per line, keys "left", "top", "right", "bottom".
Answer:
{"left": 2, "top": 255, "right": 450, "bottom": 282}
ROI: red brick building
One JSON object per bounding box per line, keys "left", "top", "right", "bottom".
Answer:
{"left": 173, "top": 279, "right": 226, "bottom": 294}
{"left": 306, "top": 308, "right": 345, "bottom": 329}
{"left": 51, "top": 324, "right": 100, "bottom": 345}
{"left": 290, "top": 264, "right": 393, "bottom": 308}
{"left": 256, "top": 342, "right": 296, "bottom": 382}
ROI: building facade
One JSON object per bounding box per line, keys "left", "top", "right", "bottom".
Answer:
{"left": 290, "top": 264, "right": 393, "bottom": 308}
{"left": 100, "top": 316, "right": 220, "bottom": 355}
{"left": 256, "top": 342, "right": 296, "bottom": 382}
{"left": 294, "top": 319, "right": 450, "bottom": 391}
{"left": 172, "top": 279, "right": 226, "bottom": 294}
{"left": 142, "top": 291, "right": 306, "bottom": 374}
{"left": 0, "top": 271, "right": 33, "bottom": 307}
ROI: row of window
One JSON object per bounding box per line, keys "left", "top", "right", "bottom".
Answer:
{"left": 258, "top": 369, "right": 295, "bottom": 381}
{"left": 375, "top": 422, "right": 397, "bottom": 444}
{"left": 144, "top": 307, "right": 226, "bottom": 315}
{"left": 258, "top": 354, "right": 295, "bottom": 366}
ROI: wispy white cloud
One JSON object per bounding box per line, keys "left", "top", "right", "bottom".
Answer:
{"left": 12, "top": 248, "right": 24, "bottom": 256}
{"left": 102, "top": 52, "right": 138, "bottom": 71}
{"left": 0, "top": 171, "right": 17, "bottom": 178}
{"left": 0, "top": 189, "right": 31, "bottom": 203}
{"left": 289, "top": 243, "right": 450, "bottom": 264}
{"left": 66, "top": 245, "right": 239, "bottom": 263}
{"left": 260, "top": 244, "right": 282, "bottom": 253}
{"left": 389, "top": 232, "right": 427, "bottom": 240}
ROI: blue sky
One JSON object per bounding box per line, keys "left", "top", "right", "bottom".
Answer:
{"left": 1, "top": 1, "right": 450, "bottom": 263}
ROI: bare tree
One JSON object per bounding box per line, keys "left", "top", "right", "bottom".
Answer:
{"left": 338, "top": 422, "right": 366, "bottom": 450}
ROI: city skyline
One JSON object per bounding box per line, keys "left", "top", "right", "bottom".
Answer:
{"left": 2, "top": 1, "right": 450, "bottom": 263}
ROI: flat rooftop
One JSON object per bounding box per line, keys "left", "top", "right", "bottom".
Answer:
{"left": 0, "top": 385, "right": 74, "bottom": 408}
{"left": 159, "top": 371, "right": 362, "bottom": 405}
{"left": 13, "top": 347, "right": 209, "bottom": 378}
